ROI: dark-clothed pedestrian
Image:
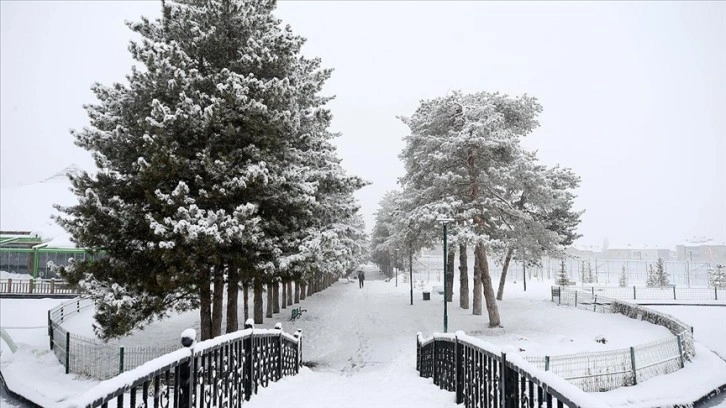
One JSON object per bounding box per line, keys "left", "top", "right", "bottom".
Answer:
{"left": 357, "top": 270, "right": 365, "bottom": 288}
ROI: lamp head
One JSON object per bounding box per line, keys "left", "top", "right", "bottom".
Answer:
{"left": 436, "top": 217, "right": 455, "bottom": 224}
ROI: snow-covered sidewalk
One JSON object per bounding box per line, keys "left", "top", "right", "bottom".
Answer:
{"left": 2, "top": 274, "right": 725, "bottom": 407}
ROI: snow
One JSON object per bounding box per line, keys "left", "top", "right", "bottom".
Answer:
{"left": 2, "top": 277, "right": 725, "bottom": 408}
{"left": 0, "top": 178, "right": 78, "bottom": 247}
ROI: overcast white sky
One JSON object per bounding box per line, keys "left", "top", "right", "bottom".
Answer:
{"left": 1, "top": 1, "right": 724, "bottom": 249}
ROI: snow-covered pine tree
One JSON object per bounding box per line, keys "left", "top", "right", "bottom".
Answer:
{"left": 654, "top": 257, "right": 669, "bottom": 287}
{"left": 645, "top": 264, "right": 658, "bottom": 288}
{"left": 619, "top": 266, "right": 629, "bottom": 287}
{"left": 56, "top": 0, "right": 364, "bottom": 340}
{"left": 556, "top": 259, "right": 569, "bottom": 286}
{"left": 709, "top": 264, "right": 726, "bottom": 289}
{"left": 398, "top": 90, "right": 582, "bottom": 326}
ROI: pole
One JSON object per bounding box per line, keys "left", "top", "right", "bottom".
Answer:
{"left": 395, "top": 250, "right": 398, "bottom": 287}
{"left": 443, "top": 223, "right": 448, "bottom": 333}
{"left": 410, "top": 251, "right": 414, "bottom": 305}
{"left": 523, "top": 259, "right": 527, "bottom": 291}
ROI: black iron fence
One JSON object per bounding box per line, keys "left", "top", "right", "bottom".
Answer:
{"left": 417, "top": 332, "right": 606, "bottom": 408}
{"left": 64, "top": 323, "right": 302, "bottom": 408}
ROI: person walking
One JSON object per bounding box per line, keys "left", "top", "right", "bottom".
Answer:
{"left": 357, "top": 270, "right": 365, "bottom": 288}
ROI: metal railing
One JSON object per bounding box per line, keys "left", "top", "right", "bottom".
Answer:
{"left": 63, "top": 324, "right": 303, "bottom": 408}
{"left": 48, "top": 298, "right": 178, "bottom": 379}
{"left": 0, "top": 278, "right": 77, "bottom": 295}
{"left": 543, "top": 286, "right": 694, "bottom": 391}
{"left": 417, "top": 332, "right": 607, "bottom": 408}
{"left": 570, "top": 285, "right": 724, "bottom": 302}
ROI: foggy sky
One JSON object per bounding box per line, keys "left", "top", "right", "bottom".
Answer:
{"left": 1, "top": 1, "right": 724, "bottom": 249}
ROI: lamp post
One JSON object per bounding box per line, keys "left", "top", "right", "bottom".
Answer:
{"left": 409, "top": 249, "right": 414, "bottom": 306}
{"left": 522, "top": 247, "right": 527, "bottom": 292}
{"left": 395, "top": 249, "right": 399, "bottom": 287}
{"left": 437, "top": 217, "right": 454, "bottom": 333}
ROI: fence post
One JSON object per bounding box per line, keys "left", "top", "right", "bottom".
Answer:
{"left": 76, "top": 298, "right": 80, "bottom": 313}
{"left": 48, "top": 310, "right": 53, "bottom": 350}
{"left": 65, "top": 331, "right": 70, "bottom": 375}
{"left": 633, "top": 286, "right": 636, "bottom": 300}
{"left": 676, "top": 334, "right": 685, "bottom": 368}
{"left": 432, "top": 338, "right": 438, "bottom": 385}
{"left": 455, "top": 334, "right": 463, "bottom": 404}
{"left": 7, "top": 278, "right": 11, "bottom": 293}
{"left": 500, "top": 352, "right": 507, "bottom": 408}
{"left": 629, "top": 346, "right": 637, "bottom": 385}
{"left": 294, "top": 329, "right": 303, "bottom": 374}
{"left": 50, "top": 278, "right": 55, "bottom": 294}
{"left": 244, "top": 319, "right": 255, "bottom": 401}
{"left": 544, "top": 356, "right": 550, "bottom": 371}
{"left": 179, "top": 329, "right": 196, "bottom": 408}
{"left": 673, "top": 285, "right": 676, "bottom": 300}
{"left": 119, "top": 346, "right": 125, "bottom": 374}
{"left": 574, "top": 291, "right": 578, "bottom": 307}
{"left": 29, "top": 278, "right": 34, "bottom": 294}
{"left": 275, "top": 323, "right": 283, "bottom": 380}
{"left": 716, "top": 287, "right": 718, "bottom": 301}
{"left": 416, "top": 332, "right": 421, "bottom": 373}
{"left": 591, "top": 286, "right": 594, "bottom": 296}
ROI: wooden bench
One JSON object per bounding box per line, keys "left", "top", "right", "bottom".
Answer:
{"left": 290, "top": 307, "right": 307, "bottom": 322}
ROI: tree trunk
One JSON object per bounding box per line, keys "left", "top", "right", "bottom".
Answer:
{"left": 476, "top": 242, "right": 501, "bottom": 327}
{"left": 286, "top": 281, "right": 293, "bottom": 306}
{"left": 300, "top": 281, "right": 307, "bottom": 300}
{"left": 226, "top": 269, "right": 239, "bottom": 333}
{"left": 273, "top": 282, "right": 280, "bottom": 313}
{"left": 281, "top": 280, "right": 288, "bottom": 309}
{"left": 294, "top": 280, "right": 300, "bottom": 303}
{"left": 242, "top": 282, "right": 249, "bottom": 323}
{"left": 266, "top": 283, "right": 273, "bottom": 318}
{"left": 211, "top": 273, "right": 224, "bottom": 338}
{"left": 200, "top": 280, "right": 213, "bottom": 340}
{"left": 459, "top": 244, "right": 469, "bottom": 309}
{"left": 253, "top": 279, "right": 263, "bottom": 325}
{"left": 496, "top": 247, "right": 515, "bottom": 301}
{"left": 472, "top": 247, "right": 482, "bottom": 316}
{"left": 447, "top": 246, "right": 455, "bottom": 302}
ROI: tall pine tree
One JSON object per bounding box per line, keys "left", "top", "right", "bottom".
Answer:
{"left": 56, "top": 0, "right": 364, "bottom": 339}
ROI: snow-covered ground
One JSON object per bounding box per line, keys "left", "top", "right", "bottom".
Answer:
{"left": 2, "top": 271, "right": 725, "bottom": 407}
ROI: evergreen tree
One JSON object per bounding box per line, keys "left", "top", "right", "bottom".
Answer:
{"left": 556, "top": 259, "right": 569, "bottom": 286}
{"left": 398, "top": 90, "right": 582, "bottom": 326}
{"left": 646, "top": 264, "right": 656, "bottom": 287}
{"left": 654, "top": 257, "right": 669, "bottom": 287}
{"left": 709, "top": 264, "right": 726, "bottom": 289}
{"left": 619, "top": 266, "right": 629, "bottom": 288}
{"left": 56, "top": 0, "right": 364, "bottom": 339}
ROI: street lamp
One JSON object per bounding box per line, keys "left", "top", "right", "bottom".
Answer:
{"left": 437, "top": 216, "right": 454, "bottom": 333}
{"left": 409, "top": 248, "right": 414, "bottom": 306}
{"left": 395, "top": 249, "right": 399, "bottom": 287}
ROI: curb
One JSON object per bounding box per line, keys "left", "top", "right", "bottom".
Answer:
{"left": 0, "top": 369, "right": 44, "bottom": 408}
{"left": 681, "top": 383, "right": 726, "bottom": 408}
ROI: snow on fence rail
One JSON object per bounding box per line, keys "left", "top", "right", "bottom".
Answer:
{"left": 48, "top": 297, "right": 177, "bottom": 379}
{"left": 0, "top": 278, "right": 77, "bottom": 295}
{"left": 543, "top": 286, "right": 694, "bottom": 392}
{"left": 569, "top": 285, "right": 725, "bottom": 302}
{"left": 416, "top": 331, "right": 608, "bottom": 408}
{"left": 63, "top": 323, "right": 303, "bottom": 408}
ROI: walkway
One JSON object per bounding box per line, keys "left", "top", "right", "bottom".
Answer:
{"left": 246, "top": 268, "right": 458, "bottom": 408}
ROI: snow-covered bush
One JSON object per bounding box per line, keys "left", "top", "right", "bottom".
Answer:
{"left": 709, "top": 264, "right": 726, "bottom": 289}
